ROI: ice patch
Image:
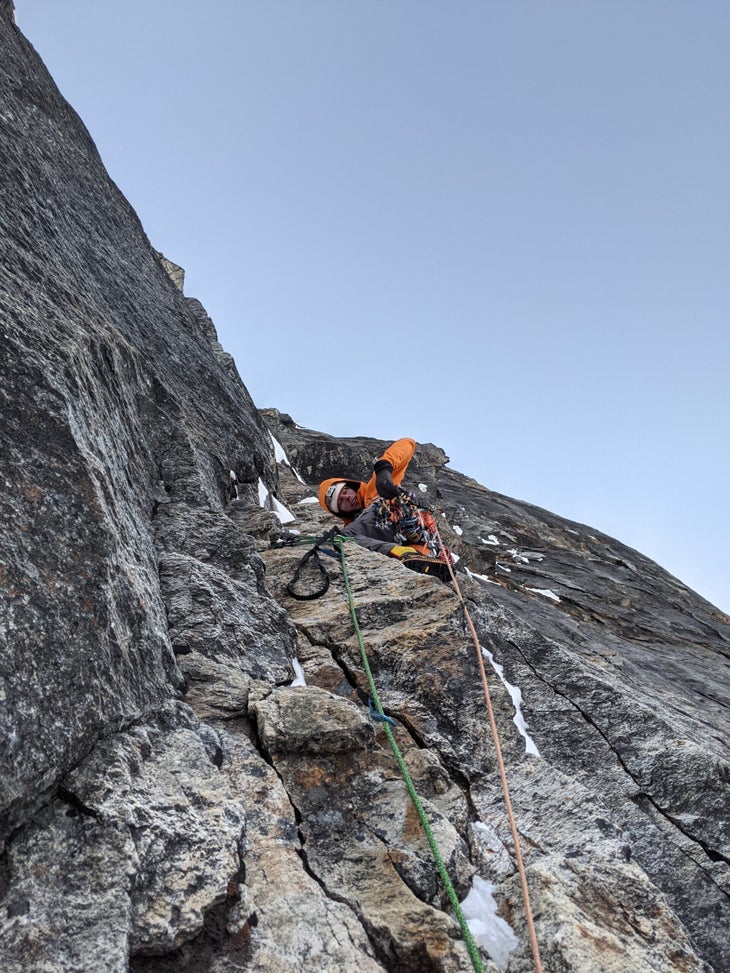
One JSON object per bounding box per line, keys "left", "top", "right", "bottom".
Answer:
{"left": 481, "top": 645, "right": 540, "bottom": 756}
{"left": 526, "top": 587, "right": 561, "bottom": 603}
{"left": 460, "top": 876, "right": 518, "bottom": 970}
{"left": 290, "top": 658, "right": 306, "bottom": 687}
{"left": 452, "top": 524, "right": 463, "bottom": 536}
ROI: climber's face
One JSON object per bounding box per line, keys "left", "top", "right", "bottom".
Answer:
{"left": 338, "top": 487, "right": 360, "bottom": 513}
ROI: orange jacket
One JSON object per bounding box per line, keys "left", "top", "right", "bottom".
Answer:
{"left": 318, "top": 437, "right": 417, "bottom": 523}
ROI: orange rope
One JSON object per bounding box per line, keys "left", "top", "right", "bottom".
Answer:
{"left": 435, "top": 524, "right": 544, "bottom": 973}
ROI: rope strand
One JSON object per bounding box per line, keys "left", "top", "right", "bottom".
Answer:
{"left": 434, "top": 523, "right": 543, "bottom": 973}
{"left": 290, "top": 522, "right": 542, "bottom": 970}
{"left": 335, "top": 536, "right": 486, "bottom": 973}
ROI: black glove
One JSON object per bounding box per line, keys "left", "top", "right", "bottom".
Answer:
{"left": 374, "top": 461, "right": 399, "bottom": 500}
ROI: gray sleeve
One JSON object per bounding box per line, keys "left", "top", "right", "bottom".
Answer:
{"left": 341, "top": 507, "right": 396, "bottom": 555}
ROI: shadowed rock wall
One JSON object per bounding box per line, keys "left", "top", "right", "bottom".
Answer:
{"left": 1, "top": 9, "right": 729, "bottom": 972}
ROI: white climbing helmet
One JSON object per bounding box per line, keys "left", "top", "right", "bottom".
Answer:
{"left": 325, "top": 481, "right": 347, "bottom": 513}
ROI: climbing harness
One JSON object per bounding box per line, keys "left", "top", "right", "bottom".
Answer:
{"left": 372, "top": 491, "right": 443, "bottom": 556}
{"left": 371, "top": 492, "right": 456, "bottom": 582}
{"left": 335, "top": 535, "right": 486, "bottom": 973}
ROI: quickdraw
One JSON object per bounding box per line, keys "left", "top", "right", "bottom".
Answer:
{"left": 281, "top": 527, "right": 341, "bottom": 601}
{"left": 372, "top": 491, "right": 452, "bottom": 562}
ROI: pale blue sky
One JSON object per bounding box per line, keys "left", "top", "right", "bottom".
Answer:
{"left": 17, "top": 1, "right": 730, "bottom": 612}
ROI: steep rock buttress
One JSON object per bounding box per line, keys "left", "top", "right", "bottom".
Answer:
{"left": 1, "top": 8, "right": 729, "bottom": 973}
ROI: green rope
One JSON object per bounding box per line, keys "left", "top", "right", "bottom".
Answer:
{"left": 334, "top": 536, "right": 485, "bottom": 973}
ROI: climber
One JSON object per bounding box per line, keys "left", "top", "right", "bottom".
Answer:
{"left": 318, "top": 438, "right": 451, "bottom": 579}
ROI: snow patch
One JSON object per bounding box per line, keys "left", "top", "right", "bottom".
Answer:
{"left": 258, "top": 478, "right": 295, "bottom": 524}
{"left": 290, "top": 658, "right": 307, "bottom": 687}
{"left": 507, "top": 548, "right": 544, "bottom": 564}
{"left": 452, "top": 524, "right": 463, "bottom": 536}
{"left": 466, "top": 568, "right": 501, "bottom": 587}
{"left": 480, "top": 535, "right": 500, "bottom": 546}
{"left": 269, "top": 435, "right": 287, "bottom": 465}
{"left": 296, "top": 496, "right": 319, "bottom": 504}
{"left": 271, "top": 495, "right": 295, "bottom": 524}
{"left": 481, "top": 645, "right": 540, "bottom": 756}
{"left": 460, "top": 876, "right": 518, "bottom": 970}
{"left": 418, "top": 483, "right": 428, "bottom": 493}
{"left": 526, "top": 587, "right": 561, "bottom": 603}
{"left": 269, "top": 432, "right": 306, "bottom": 483}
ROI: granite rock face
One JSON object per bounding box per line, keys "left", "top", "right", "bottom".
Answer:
{"left": 260, "top": 412, "right": 730, "bottom": 972}
{"left": 1, "top": 8, "right": 729, "bottom": 973}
